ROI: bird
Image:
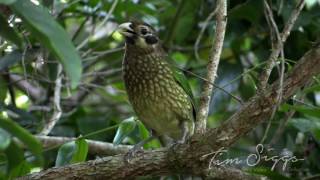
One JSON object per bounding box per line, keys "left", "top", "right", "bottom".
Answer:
{"left": 117, "top": 21, "right": 196, "bottom": 152}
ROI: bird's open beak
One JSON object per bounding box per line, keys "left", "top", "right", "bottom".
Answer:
{"left": 117, "top": 22, "right": 135, "bottom": 37}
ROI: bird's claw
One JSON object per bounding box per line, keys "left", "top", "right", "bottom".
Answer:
{"left": 124, "top": 146, "right": 144, "bottom": 163}
{"left": 170, "top": 139, "right": 185, "bottom": 151}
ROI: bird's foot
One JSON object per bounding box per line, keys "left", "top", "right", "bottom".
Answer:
{"left": 124, "top": 145, "right": 144, "bottom": 163}
{"left": 170, "top": 139, "right": 185, "bottom": 151}
{"left": 124, "top": 135, "right": 156, "bottom": 163}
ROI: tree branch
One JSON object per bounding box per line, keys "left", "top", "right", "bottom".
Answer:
{"left": 259, "top": 0, "right": 305, "bottom": 89}
{"left": 196, "top": 0, "right": 227, "bottom": 134}
{"left": 39, "top": 64, "right": 63, "bottom": 135}
{"left": 36, "top": 135, "right": 131, "bottom": 156}
{"left": 20, "top": 38, "right": 320, "bottom": 180}
{"left": 19, "top": 148, "right": 260, "bottom": 180}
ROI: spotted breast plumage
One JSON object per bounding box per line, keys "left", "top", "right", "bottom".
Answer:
{"left": 118, "top": 21, "right": 195, "bottom": 144}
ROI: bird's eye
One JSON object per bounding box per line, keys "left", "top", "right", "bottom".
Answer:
{"left": 129, "top": 23, "right": 134, "bottom": 29}
{"left": 140, "top": 28, "right": 148, "bottom": 35}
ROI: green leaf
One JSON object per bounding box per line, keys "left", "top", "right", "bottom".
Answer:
{"left": 0, "top": 128, "right": 11, "bottom": 150}
{"left": 10, "top": 0, "right": 82, "bottom": 88}
{"left": 5, "top": 141, "right": 24, "bottom": 173}
{"left": 137, "top": 120, "right": 160, "bottom": 149}
{"left": 8, "top": 161, "right": 31, "bottom": 179}
{"left": 55, "top": 141, "right": 76, "bottom": 167}
{"left": 281, "top": 104, "right": 320, "bottom": 118}
{"left": 0, "top": 117, "right": 43, "bottom": 164}
{"left": 137, "top": 120, "right": 149, "bottom": 141}
{"left": 5, "top": 141, "right": 31, "bottom": 179}
{"left": 55, "top": 138, "right": 88, "bottom": 166}
{"left": 0, "top": 0, "right": 16, "bottom": 5}
{"left": 0, "top": 50, "right": 22, "bottom": 71}
{"left": 70, "top": 138, "right": 88, "bottom": 163}
{"left": 113, "top": 117, "right": 136, "bottom": 145}
{"left": 0, "top": 14, "right": 23, "bottom": 48}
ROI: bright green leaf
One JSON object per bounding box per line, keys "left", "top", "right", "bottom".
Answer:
{"left": 113, "top": 117, "right": 136, "bottom": 145}
{"left": 55, "top": 141, "right": 76, "bottom": 167}
{"left": 70, "top": 138, "right": 88, "bottom": 163}
{"left": 137, "top": 120, "right": 160, "bottom": 149}
{"left": 56, "top": 138, "right": 88, "bottom": 166}
{"left": 10, "top": 0, "right": 82, "bottom": 88}
{"left": 137, "top": 120, "right": 149, "bottom": 141}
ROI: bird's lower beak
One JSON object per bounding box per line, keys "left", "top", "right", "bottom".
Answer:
{"left": 117, "top": 22, "right": 135, "bottom": 37}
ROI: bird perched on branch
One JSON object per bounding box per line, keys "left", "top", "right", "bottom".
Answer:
{"left": 118, "top": 21, "right": 196, "bottom": 151}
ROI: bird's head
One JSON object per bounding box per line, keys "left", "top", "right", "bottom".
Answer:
{"left": 117, "top": 21, "right": 159, "bottom": 49}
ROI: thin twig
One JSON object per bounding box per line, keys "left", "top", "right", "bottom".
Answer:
{"left": 196, "top": 0, "right": 227, "bottom": 134}
{"left": 303, "top": 174, "right": 320, "bottom": 180}
{"left": 76, "top": 0, "right": 119, "bottom": 50}
{"left": 72, "top": 16, "right": 90, "bottom": 41}
{"left": 260, "top": 0, "right": 285, "bottom": 144}
{"left": 36, "top": 135, "right": 131, "bottom": 155}
{"left": 82, "top": 68, "right": 122, "bottom": 77}
{"left": 28, "top": 105, "right": 51, "bottom": 112}
{"left": 175, "top": 66, "right": 243, "bottom": 104}
{"left": 39, "top": 64, "right": 63, "bottom": 135}
{"left": 82, "top": 47, "right": 123, "bottom": 62}
{"left": 259, "top": 0, "right": 305, "bottom": 89}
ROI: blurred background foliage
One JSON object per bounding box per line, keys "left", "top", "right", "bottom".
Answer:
{"left": 0, "top": 0, "right": 320, "bottom": 179}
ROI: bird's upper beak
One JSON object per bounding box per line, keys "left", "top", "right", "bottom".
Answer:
{"left": 117, "top": 22, "right": 135, "bottom": 37}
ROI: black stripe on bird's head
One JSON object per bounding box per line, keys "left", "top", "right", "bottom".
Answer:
{"left": 117, "top": 21, "right": 159, "bottom": 48}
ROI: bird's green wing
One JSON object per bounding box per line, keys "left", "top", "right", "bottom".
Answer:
{"left": 164, "top": 56, "right": 197, "bottom": 119}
